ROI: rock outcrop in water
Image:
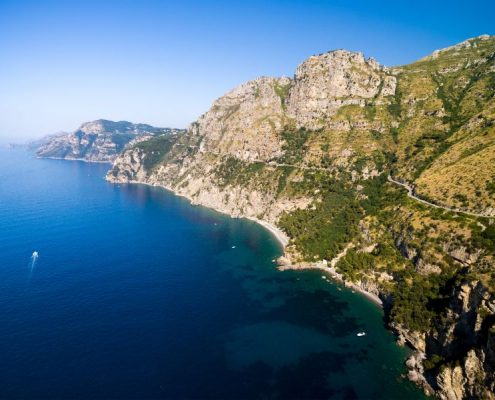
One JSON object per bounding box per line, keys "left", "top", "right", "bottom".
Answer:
{"left": 36, "top": 119, "right": 185, "bottom": 163}
{"left": 107, "top": 35, "right": 495, "bottom": 398}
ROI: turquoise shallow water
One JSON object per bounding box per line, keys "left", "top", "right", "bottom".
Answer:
{"left": 0, "top": 148, "right": 425, "bottom": 399}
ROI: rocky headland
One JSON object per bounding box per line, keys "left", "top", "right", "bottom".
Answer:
{"left": 35, "top": 119, "right": 185, "bottom": 163}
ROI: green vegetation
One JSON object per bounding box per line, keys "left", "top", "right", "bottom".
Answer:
{"left": 473, "top": 223, "right": 495, "bottom": 252}
{"left": 279, "top": 160, "right": 495, "bottom": 335}
{"left": 215, "top": 157, "right": 266, "bottom": 187}
{"left": 277, "top": 127, "right": 311, "bottom": 164}
{"left": 391, "top": 272, "right": 452, "bottom": 331}
{"left": 423, "top": 354, "right": 446, "bottom": 372}
{"left": 135, "top": 134, "right": 177, "bottom": 170}
{"left": 337, "top": 249, "right": 375, "bottom": 280}
{"left": 276, "top": 166, "right": 295, "bottom": 196}
{"left": 112, "top": 133, "right": 135, "bottom": 152}
{"left": 273, "top": 81, "right": 292, "bottom": 109}
{"left": 280, "top": 177, "right": 361, "bottom": 260}
{"left": 370, "top": 129, "right": 381, "bottom": 140}
{"left": 254, "top": 85, "right": 260, "bottom": 99}
{"left": 486, "top": 180, "right": 495, "bottom": 195}
{"left": 393, "top": 36, "right": 495, "bottom": 201}
{"left": 364, "top": 104, "right": 376, "bottom": 121}
{"left": 387, "top": 80, "right": 402, "bottom": 119}
{"left": 390, "top": 127, "right": 399, "bottom": 144}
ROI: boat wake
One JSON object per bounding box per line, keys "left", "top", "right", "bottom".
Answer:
{"left": 29, "top": 251, "right": 39, "bottom": 275}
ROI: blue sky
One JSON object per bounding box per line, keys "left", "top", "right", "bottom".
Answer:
{"left": 0, "top": 0, "right": 493, "bottom": 140}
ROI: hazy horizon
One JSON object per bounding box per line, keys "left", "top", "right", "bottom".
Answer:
{"left": 1, "top": 0, "right": 494, "bottom": 142}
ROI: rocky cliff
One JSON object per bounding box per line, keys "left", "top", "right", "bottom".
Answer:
{"left": 107, "top": 35, "right": 495, "bottom": 398}
{"left": 398, "top": 280, "right": 495, "bottom": 399}
{"left": 108, "top": 49, "right": 399, "bottom": 224}
{"left": 36, "top": 119, "right": 185, "bottom": 162}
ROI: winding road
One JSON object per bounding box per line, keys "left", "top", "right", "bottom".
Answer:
{"left": 387, "top": 175, "right": 493, "bottom": 219}
{"left": 177, "top": 144, "right": 493, "bottom": 220}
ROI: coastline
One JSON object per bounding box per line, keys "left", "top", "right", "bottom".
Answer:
{"left": 109, "top": 178, "right": 291, "bottom": 248}
{"left": 36, "top": 156, "right": 113, "bottom": 164}
{"left": 245, "top": 217, "right": 289, "bottom": 248}
{"left": 109, "top": 177, "right": 384, "bottom": 309}
{"left": 278, "top": 261, "right": 383, "bottom": 308}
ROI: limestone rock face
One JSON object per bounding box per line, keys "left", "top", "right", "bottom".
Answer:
{"left": 287, "top": 50, "right": 396, "bottom": 130}
{"left": 434, "top": 348, "right": 492, "bottom": 400}
{"left": 393, "top": 323, "right": 426, "bottom": 352}
{"left": 398, "top": 281, "right": 495, "bottom": 399}
{"left": 192, "top": 77, "right": 289, "bottom": 161}
{"left": 107, "top": 48, "right": 398, "bottom": 223}
{"left": 109, "top": 139, "right": 313, "bottom": 226}
{"left": 437, "top": 365, "right": 466, "bottom": 400}
{"left": 464, "top": 350, "right": 484, "bottom": 388}
{"left": 443, "top": 244, "right": 482, "bottom": 266}
{"left": 107, "top": 148, "right": 148, "bottom": 182}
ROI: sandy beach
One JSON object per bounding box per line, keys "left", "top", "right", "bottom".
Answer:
{"left": 247, "top": 218, "right": 289, "bottom": 247}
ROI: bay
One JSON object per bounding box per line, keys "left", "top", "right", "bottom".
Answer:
{"left": 0, "top": 148, "right": 424, "bottom": 399}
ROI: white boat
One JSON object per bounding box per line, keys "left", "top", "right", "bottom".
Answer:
{"left": 231, "top": 245, "right": 236, "bottom": 249}
{"left": 32, "top": 251, "right": 39, "bottom": 258}
{"left": 356, "top": 332, "right": 366, "bottom": 337}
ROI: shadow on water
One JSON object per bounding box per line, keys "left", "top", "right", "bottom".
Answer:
{"left": 261, "top": 290, "right": 362, "bottom": 337}
{"left": 178, "top": 350, "right": 361, "bottom": 400}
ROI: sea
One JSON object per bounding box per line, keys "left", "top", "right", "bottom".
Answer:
{"left": 0, "top": 148, "right": 425, "bottom": 399}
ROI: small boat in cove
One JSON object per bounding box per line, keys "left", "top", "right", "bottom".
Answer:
{"left": 356, "top": 332, "right": 366, "bottom": 337}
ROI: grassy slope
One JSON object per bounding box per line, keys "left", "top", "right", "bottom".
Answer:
{"left": 393, "top": 36, "right": 495, "bottom": 213}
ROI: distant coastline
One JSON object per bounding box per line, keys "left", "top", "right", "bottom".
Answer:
{"left": 36, "top": 156, "right": 113, "bottom": 164}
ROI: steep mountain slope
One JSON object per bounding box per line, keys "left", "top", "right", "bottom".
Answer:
{"left": 36, "top": 119, "right": 185, "bottom": 162}
{"left": 107, "top": 35, "right": 495, "bottom": 398}
{"left": 391, "top": 35, "right": 495, "bottom": 216}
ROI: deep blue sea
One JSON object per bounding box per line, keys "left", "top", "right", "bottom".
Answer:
{"left": 0, "top": 148, "right": 425, "bottom": 399}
